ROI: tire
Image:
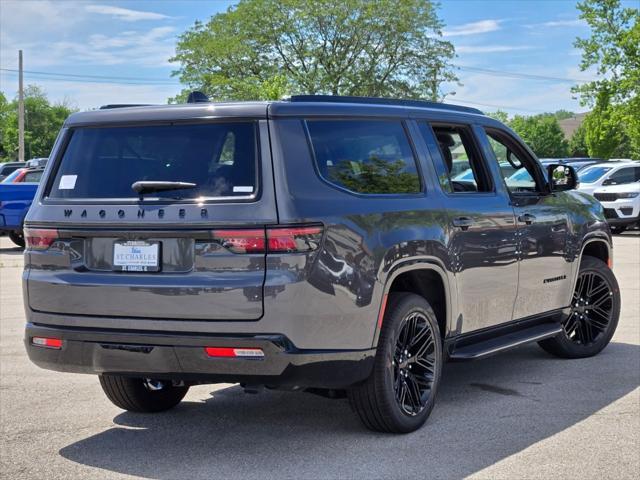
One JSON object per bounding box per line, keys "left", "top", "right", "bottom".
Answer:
{"left": 98, "top": 375, "right": 189, "bottom": 413}
{"left": 538, "top": 256, "right": 620, "bottom": 358}
{"left": 610, "top": 225, "right": 626, "bottom": 235}
{"left": 8, "top": 230, "right": 25, "bottom": 248}
{"left": 348, "top": 292, "right": 442, "bottom": 433}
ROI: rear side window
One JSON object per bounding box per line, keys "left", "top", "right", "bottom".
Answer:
{"left": 47, "top": 123, "right": 257, "bottom": 200}
{"left": 306, "top": 120, "right": 421, "bottom": 194}
{"left": 24, "top": 170, "right": 43, "bottom": 183}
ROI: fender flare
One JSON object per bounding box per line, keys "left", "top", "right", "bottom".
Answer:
{"left": 371, "top": 257, "right": 454, "bottom": 347}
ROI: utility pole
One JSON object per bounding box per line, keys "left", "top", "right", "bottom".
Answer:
{"left": 18, "top": 50, "right": 25, "bottom": 162}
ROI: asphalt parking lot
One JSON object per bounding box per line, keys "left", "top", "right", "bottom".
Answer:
{"left": 0, "top": 233, "right": 638, "bottom": 480}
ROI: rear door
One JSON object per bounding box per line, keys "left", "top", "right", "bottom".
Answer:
{"left": 25, "top": 118, "right": 277, "bottom": 322}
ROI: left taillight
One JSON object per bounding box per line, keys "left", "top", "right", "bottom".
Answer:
{"left": 211, "top": 225, "right": 323, "bottom": 254}
{"left": 24, "top": 228, "right": 59, "bottom": 250}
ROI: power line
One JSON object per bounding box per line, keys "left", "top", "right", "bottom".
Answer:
{"left": 0, "top": 68, "right": 179, "bottom": 85}
{"left": 455, "top": 65, "right": 596, "bottom": 84}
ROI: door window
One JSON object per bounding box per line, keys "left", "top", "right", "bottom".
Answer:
{"left": 485, "top": 129, "right": 542, "bottom": 194}
{"left": 430, "top": 124, "right": 492, "bottom": 193}
{"left": 604, "top": 166, "right": 640, "bottom": 185}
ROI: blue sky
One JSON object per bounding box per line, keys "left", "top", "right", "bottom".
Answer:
{"left": 0, "top": 0, "right": 636, "bottom": 114}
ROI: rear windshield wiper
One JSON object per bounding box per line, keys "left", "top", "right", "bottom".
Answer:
{"left": 132, "top": 181, "right": 197, "bottom": 196}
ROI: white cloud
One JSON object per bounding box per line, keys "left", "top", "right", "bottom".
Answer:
{"left": 86, "top": 4, "right": 171, "bottom": 22}
{"left": 456, "top": 45, "right": 534, "bottom": 54}
{"left": 443, "top": 20, "right": 502, "bottom": 37}
{"left": 527, "top": 19, "right": 588, "bottom": 28}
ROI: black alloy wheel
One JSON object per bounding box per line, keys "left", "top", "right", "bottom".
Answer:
{"left": 393, "top": 311, "right": 437, "bottom": 416}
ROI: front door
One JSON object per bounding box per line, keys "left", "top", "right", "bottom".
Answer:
{"left": 481, "top": 128, "right": 574, "bottom": 320}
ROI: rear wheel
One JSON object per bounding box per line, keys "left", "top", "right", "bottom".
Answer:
{"left": 349, "top": 292, "right": 442, "bottom": 433}
{"left": 538, "top": 256, "right": 620, "bottom": 358}
{"left": 8, "top": 230, "right": 25, "bottom": 248}
{"left": 99, "top": 375, "right": 189, "bottom": 413}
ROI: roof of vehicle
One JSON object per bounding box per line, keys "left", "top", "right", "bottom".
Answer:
{"left": 0, "top": 161, "right": 26, "bottom": 168}
{"left": 582, "top": 161, "right": 639, "bottom": 170}
{"left": 64, "top": 95, "right": 488, "bottom": 127}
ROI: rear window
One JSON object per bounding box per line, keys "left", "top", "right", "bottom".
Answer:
{"left": 47, "top": 123, "right": 257, "bottom": 200}
{"left": 306, "top": 119, "right": 421, "bottom": 194}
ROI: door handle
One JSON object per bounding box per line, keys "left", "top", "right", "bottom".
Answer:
{"left": 452, "top": 216, "right": 474, "bottom": 230}
{"left": 518, "top": 213, "right": 536, "bottom": 225}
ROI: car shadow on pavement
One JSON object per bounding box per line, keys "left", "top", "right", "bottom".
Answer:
{"left": 59, "top": 342, "right": 639, "bottom": 480}
{"left": 0, "top": 244, "right": 23, "bottom": 254}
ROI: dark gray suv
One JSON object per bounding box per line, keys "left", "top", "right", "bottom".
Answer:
{"left": 23, "top": 96, "right": 620, "bottom": 433}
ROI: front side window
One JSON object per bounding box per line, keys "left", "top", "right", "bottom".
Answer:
{"left": 485, "top": 129, "right": 541, "bottom": 194}
{"left": 48, "top": 122, "right": 257, "bottom": 200}
{"left": 604, "top": 166, "right": 640, "bottom": 185}
{"left": 306, "top": 120, "right": 421, "bottom": 194}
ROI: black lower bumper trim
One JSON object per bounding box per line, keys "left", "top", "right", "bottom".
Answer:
{"left": 24, "top": 323, "right": 375, "bottom": 389}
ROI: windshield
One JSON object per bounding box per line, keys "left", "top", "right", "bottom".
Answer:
{"left": 579, "top": 166, "right": 612, "bottom": 183}
{"left": 47, "top": 122, "right": 257, "bottom": 200}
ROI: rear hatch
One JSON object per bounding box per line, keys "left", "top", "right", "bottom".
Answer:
{"left": 25, "top": 116, "right": 278, "bottom": 321}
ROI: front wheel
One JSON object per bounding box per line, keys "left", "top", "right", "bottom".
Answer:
{"left": 349, "top": 292, "right": 442, "bottom": 433}
{"left": 99, "top": 375, "right": 189, "bottom": 413}
{"left": 8, "top": 230, "right": 25, "bottom": 248}
{"left": 538, "top": 256, "right": 620, "bottom": 358}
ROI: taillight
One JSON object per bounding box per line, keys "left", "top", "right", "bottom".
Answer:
{"left": 211, "top": 225, "right": 323, "bottom": 254}
{"left": 211, "top": 229, "right": 265, "bottom": 254}
{"left": 267, "top": 226, "right": 323, "bottom": 253}
{"left": 24, "top": 228, "right": 59, "bottom": 250}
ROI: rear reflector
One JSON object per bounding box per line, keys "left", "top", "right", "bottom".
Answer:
{"left": 211, "top": 225, "right": 323, "bottom": 254}
{"left": 24, "top": 228, "right": 59, "bottom": 250}
{"left": 205, "top": 347, "right": 264, "bottom": 358}
{"left": 32, "top": 337, "right": 63, "bottom": 349}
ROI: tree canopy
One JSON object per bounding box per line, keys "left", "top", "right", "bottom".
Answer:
{"left": 573, "top": 0, "right": 639, "bottom": 158}
{"left": 170, "top": 0, "right": 456, "bottom": 102}
{"left": 0, "top": 86, "right": 76, "bottom": 162}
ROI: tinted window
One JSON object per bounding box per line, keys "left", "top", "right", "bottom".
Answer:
{"left": 486, "top": 130, "right": 540, "bottom": 194}
{"left": 579, "top": 166, "right": 613, "bottom": 183}
{"left": 306, "top": 120, "right": 420, "bottom": 194}
{"left": 431, "top": 125, "right": 492, "bottom": 193}
{"left": 605, "top": 166, "right": 640, "bottom": 185}
{"left": 48, "top": 123, "right": 257, "bottom": 200}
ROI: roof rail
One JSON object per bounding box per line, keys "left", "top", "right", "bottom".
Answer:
{"left": 288, "top": 95, "right": 483, "bottom": 115}
{"left": 99, "top": 104, "right": 152, "bottom": 110}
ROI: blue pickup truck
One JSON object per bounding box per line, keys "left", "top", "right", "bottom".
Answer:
{"left": 0, "top": 181, "right": 39, "bottom": 247}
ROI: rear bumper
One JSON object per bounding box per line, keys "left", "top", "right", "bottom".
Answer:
{"left": 24, "top": 323, "right": 375, "bottom": 389}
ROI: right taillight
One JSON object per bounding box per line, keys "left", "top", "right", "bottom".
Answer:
{"left": 24, "top": 228, "right": 59, "bottom": 250}
{"left": 267, "top": 226, "right": 323, "bottom": 253}
{"left": 211, "top": 225, "right": 323, "bottom": 254}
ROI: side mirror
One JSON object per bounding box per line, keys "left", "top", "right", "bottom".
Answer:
{"left": 547, "top": 164, "right": 579, "bottom": 192}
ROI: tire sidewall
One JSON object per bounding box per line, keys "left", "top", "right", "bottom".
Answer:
{"left": 554, "top": 256, "right": 620, "bottom": 357}
{"left": 376, "top": 293, "right": 442, "bottom": 432}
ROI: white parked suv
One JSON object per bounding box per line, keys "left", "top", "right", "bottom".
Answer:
{"left": 577, "top": 161, "right": 640, "bottom": 196}
{"left": 593, "top": 181, "right": 640, "bottom": 233}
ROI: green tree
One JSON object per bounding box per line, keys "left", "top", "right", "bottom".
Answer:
{"left": 573, "top": 0, "right": 639, "bottom": 158}
{"left": 0, "top": 86, "right": 75, "bottom": 162}
{"left": 171, "top": 0, "right": 456, "bottom": 102}
{"left": 568, "top": 122, "right": 589, "bottom": 157}
{"left": 509, "top": 114, "right": 570, "bottom": 158}
{"left": 487, "top": 110, "right": 510, "bottom": 124}
{"left": 553, "top": 109, "right": 576, "bottom": 121}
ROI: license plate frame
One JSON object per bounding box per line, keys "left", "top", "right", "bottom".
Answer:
{"left": 113, "top": 240, "right": 161, "bottom": 272}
